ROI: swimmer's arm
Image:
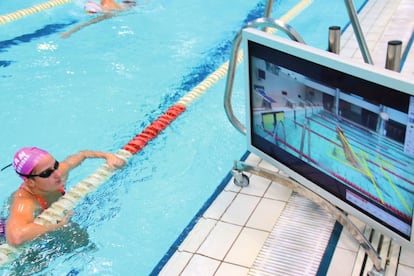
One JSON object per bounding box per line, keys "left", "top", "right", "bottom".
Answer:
{"left": 60, "top": 13, "right": 115, "bottom": 39}
{"left": 61, "top": 150, "right": 125, "bottom": 172}
{"left": 6, "top": 197, "right": 72, "bottom": 246}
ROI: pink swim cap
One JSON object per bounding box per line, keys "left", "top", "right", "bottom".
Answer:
{"left": 84, "top": 1, "right": 102, "bottom": 13}
{"left": 13, "top": 147, "right": 49, "bottom": 179}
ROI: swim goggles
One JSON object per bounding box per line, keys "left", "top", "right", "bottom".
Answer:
{"left": 16, "top": 160, "right": 60, "bottom": 179}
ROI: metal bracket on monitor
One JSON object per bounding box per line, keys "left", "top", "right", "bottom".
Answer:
{"left": 232, "top": 160, "right": 385, "bottom": 276}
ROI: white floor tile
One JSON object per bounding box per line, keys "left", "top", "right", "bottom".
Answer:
{"left": 258, "top": 160, "right": 280, "bottom": 172}
{"left": 264, "top": 181, "right": 292, "bottom": 201}
{"left": 197, "top": 221, "right": 242, "bottom": 260}
{"left": 399, "top": 246, "right": 414, "bottom": 268}
{"left": 239, "top": 174, "right": 271, "bottom": 197}
{"left": 159, "top": 251, "right": 193, "bottom": 276}
{"left": 179, "top": 217, "right": 217, "bottom": 253}
{"left": 397, "top": 264, "right": 414, "bottom": 276}
{"left": 181, "top": 254, "right": 220, "bottom": 276}
{"left": 335, "top": 229, "right": 360, "bottom": 252}
{"left": 327, "top": 247, "right": 358, "bottom": 276}
{"left": 225, "top": 178, "right": 242, "bottom": 193}
{"left": 203, "top": 190, "right": 237, "bottom": 220}
{"left": 221, "top": 193, "right": 260, "bottom": 226}
{"left": 216, "top": 262, "right": 249, "bottom": 276}
{"left": 224, "top": 227, "right": 269, "bottom": 267}
{"left": 246, "top": 198, "right": 286, "bottom": 232}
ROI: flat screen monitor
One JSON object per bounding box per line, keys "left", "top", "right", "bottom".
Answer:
{"left": 243, "top": 28, "right": 414, "bottom": 248}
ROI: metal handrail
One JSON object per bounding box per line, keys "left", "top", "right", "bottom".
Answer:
{"left": 224, "top": 17, "right": 305, "bottom": 135}
{"left": 344, "top": 0, "right": 373, "bottom": 65}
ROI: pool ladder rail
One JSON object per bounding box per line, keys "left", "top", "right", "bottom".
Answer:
{"left": 224, "top": 17, "right": 305, "bottom": 135}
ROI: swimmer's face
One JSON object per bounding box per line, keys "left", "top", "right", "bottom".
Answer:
{"left": 28, "top": 155, "right": 63, "bottom": 192}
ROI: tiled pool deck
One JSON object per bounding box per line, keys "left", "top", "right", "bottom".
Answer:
{"left": 160, "top": 0, "right": 414, "bottom": 275}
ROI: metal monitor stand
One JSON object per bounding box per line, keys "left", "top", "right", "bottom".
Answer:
{"left": 232, "top": 160, "right": 385, "bottom": 276}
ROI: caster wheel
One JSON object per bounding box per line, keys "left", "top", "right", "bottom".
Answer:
{"left": 234, "top": 173, "right": 249, "bottom": 187}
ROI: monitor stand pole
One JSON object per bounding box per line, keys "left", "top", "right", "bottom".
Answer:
{"left": 232, "top": 160, "right": 384, "bottom": 276}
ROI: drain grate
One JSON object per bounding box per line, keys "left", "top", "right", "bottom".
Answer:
{"left": 249, "top": 193, "right": 336, "bottom": 276}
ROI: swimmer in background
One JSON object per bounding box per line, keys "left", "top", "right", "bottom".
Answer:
{"left": 84, "top": 0, "right": 136, "bottom": 13}
{"left": 60, "top": 0, "right": 136, "bottom": 38}
{"left": 336, "top": 126, "right": 362, "bottom": 170}
{"left": 5, "top": 147, "right": 125, "bottom": 246}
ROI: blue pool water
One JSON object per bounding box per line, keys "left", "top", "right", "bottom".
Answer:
{"left": 0, "top": 0, "right": 365, "bottom": 274}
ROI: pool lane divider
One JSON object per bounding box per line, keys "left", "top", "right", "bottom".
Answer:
{"left": 0, "top": 44, "right": 244, "bottom": 268}
{"left": 0, "top": 0, "right": 313, "bottom": 266}
{"left": 0, "top": 0, "right": 73, "bottom": 25}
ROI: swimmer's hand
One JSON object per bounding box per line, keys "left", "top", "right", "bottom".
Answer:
{"left": 49, "top": 210, "right": 73, "bottom": 231}
{"left": 104, "top": 153, "right": 126, "bottom": 170}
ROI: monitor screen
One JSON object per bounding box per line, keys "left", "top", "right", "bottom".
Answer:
{"left": 243, "top": 28, "right": 414, "bottom": 247}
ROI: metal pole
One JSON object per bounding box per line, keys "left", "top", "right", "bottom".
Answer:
{"left": 328, "top": 26, "right": 341, "bottom": 54}
{"left": 385, "top": 40, "right": 402, "bottom": 72}
{"left": 344, "top": 0, "right": 373, "bottom": 64}
{"left": 264, "top": 0, "right": 273, "bottom": 18}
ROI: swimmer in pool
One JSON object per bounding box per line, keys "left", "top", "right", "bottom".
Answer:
{"left": 60, "top": 0, "right": 136, "bottom": 38}
{"left": 5, "top": 147, "right": 125, "bottom": 246}
{"left": 84, "top": 0, "right": 136, "bottom": 13}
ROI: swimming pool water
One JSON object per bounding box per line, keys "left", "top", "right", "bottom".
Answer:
{"left": 0, "top": 0, "right": 366, "bottom": 274}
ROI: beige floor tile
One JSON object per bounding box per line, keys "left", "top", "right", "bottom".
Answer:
{"left": 239, "top": 174, "right": 271, "bottom": 197}
{"left": 203, "top": 190, "right": 237, "bottom": 220}
{"left": 179, "top": 217, "right": 217, "bottom": 253}
{"left": 258, "top": 160, "right": 280, "bottom": 173}
{"left": 264, "top": 181, "right": 292, "bottom": 201}
{"left": 399, "top": 246, "right": 414, "bottom": 267}
{"left": 224, "top": 227, "right": 269, "bottom": 267}
{"left": 246, "top": 198, "right": 286, "bottom": 232}
{"left": 335, "top": 229, "right": 360, "bottom": 252}
{"left": 334, "top": 215, "right": 366, "bottom": 252}
{"left": 225, "top": 177, "right": 242, "bottom": 193}
{"left": 221, "top": 193, "right": 261, "bottom": 226}
{"left": 197, "top": 221, "right": 242, "bottom": 260}
{"left": 397, "top": 264, "right": 414, "bottom": 276}
{"left": 159, "top": 251, "right": 193, "bottom": 276}
{"left": 327, "top": 247, "right": 358, "bottom": 276}
{"left": 244, "top": 153, "right": 261, "bottom": 165}
{"left": 181, "top": 254, "right": 220, "bottom": 276}
{"left": 215, "top": 262, "right": 249, "bottom": 276}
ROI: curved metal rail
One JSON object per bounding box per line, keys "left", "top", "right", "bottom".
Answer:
{"left": 232, "top": 161, "right": 385, "bottom": 274}
{"left": 224, "top": 18, "right": 305, "bottom": 135}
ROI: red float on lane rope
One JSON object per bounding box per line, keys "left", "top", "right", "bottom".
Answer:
{"left": 123, "top": 103, "right": 186, "bottom": 154}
